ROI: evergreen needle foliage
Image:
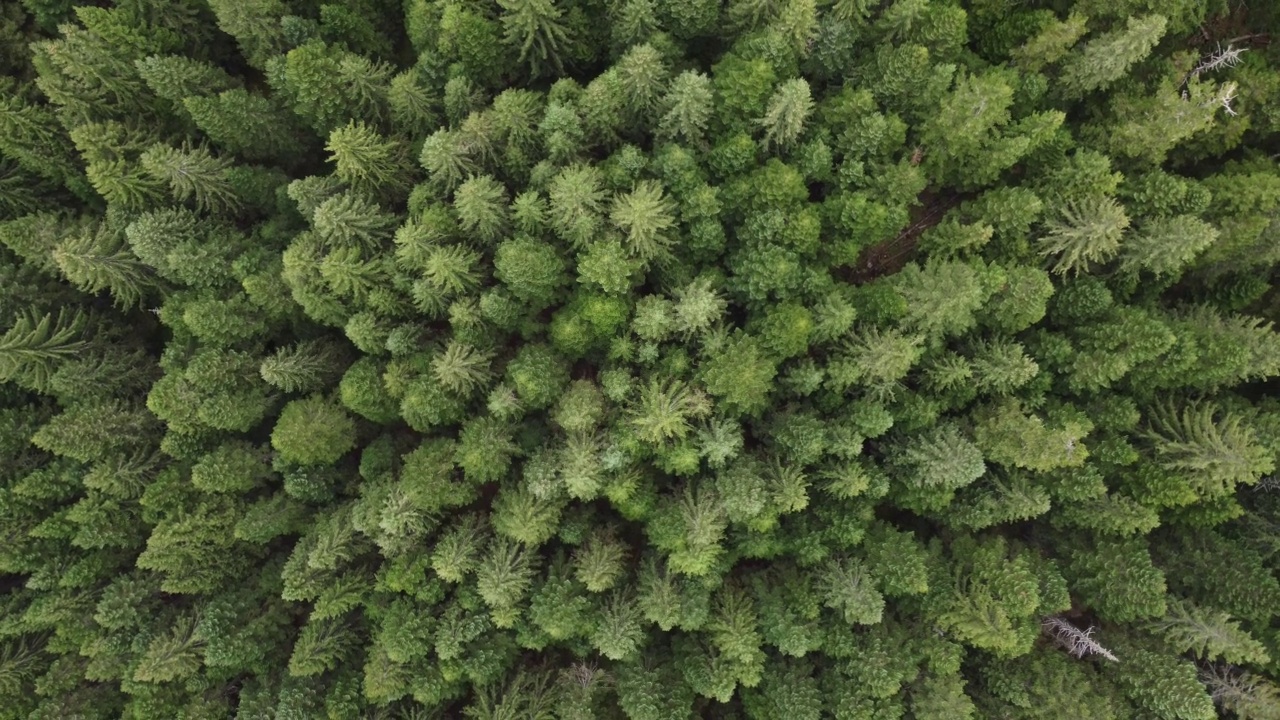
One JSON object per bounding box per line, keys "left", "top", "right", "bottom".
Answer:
{"left": 2, "top": 0, "right": 1280, "bottom": 718}
{"left": 0, "top": 309, "right": 88, "bottom": 390}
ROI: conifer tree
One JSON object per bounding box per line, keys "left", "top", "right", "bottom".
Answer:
{"left": 611, "top": 180, "right": 677, "bottom": 263}
{"left": 52, "top": 223, "right": 159, "bottom": 308}
{"left": 139, "top": 144, "right": 241, "bottom": 215}
{"left": 388, "top": 68, "right": 440, "bottom": 139}
{"left": 32, "top": 399, "right": 156, "bottom": 462}
{"left": 615, "top": 43, "right": 669, "bottom": 126}
{"left": 132, "top": 613, "right": 205, "bottom": 683}
{"left": 1094, "top": 78, "right": 1240, "bottom": 164}
{"left": 890, "top": 261, "right": 992, "bottom": 338}
{"left": 477, "top": 538, "right": 538, "bottom": 627}
{"left": 1148, "top": 598, "right": 1270, "bottom": 665}
{"left": 0, "top": 309, "right": 88, "bottom": 392}
{"left": 0, "top": 94, "right": 93, "bottom": 199}
{"left": 1144, "top": 400, "right": 1274, "bottom": 497}
{"left": 700, "top": 332, "right": 777, "bottom": 416}
{"left": 888, "top": 422, "right": 986, "bottom": 511}
{"left": 135, "top": 54, "right": 241, "bottom": 105}
{"left": 260, "top": 339, "right": 350, "bottom": 394}
{"left": 271, "top": 395, "right": 358, "bottom": 466}
{"left": 205, "top": 0, "right": 289, "bottom": 68}
{"left": 1201, "top": 667, "right": 1280, "bottom": 720}
{"left": 759, "top": 78, "right": 813, "bottom": 151}
{"left": 1058, "top": 15, "right": 1168, "bottom": 98}
{"left": 549, "top": 163, "right": 607, "bottom": 248}
{"left": 1038, "top": 196, "right": 1130, "bottom": 275}
{"left": 182, "top": 88, "right": 305, "bottom": 163}
{"left": 29, "top": 13, "right": 153, "bottom": 125}
{"left": 494, "top": 235, "right": 569, "bottom": 309}
{"left": 325, "top": 121, "right": 414, "bottom": 199}
{"left": 658, "top": 71, "right": 714, "bottom": 148}
{"left": 629, "top": 378, "right": 713, "bottom": 445}
{"left": 498, "top": 0, "right": 574, "bottom": 79}
{"left": 1114, "top": 646, "right": 1216, "bottom": 720}
{"left": 1011, "top": 13, "right": 1088, "bottom": 71}
{"left": 273, "top": 40, "right": 392, "bottom": 134}
{"left": 1120, "top": 215, "right": 1219, "bottom": 276}
{"left": 1065, "top": 534, "right": 1168, "bottom": 622}
{"left": 312, "top": 191, "right": 398, "bottom": 249}
{"left": 432, "top": 341, "right": 494, "bottom": 396}
{"left": 454, "top": 174, "right": 511, "bottom": 245}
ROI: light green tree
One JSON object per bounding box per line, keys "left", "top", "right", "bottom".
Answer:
{"left": 658, "top": 71, "right": 714, "bottom": 147}
{"left": 759, "top": 78, "right": 813, "bottom": 151}
{"left": 1038, "top": 197, "right": 1130, "bottom": 275}
{"left": 1058, "top": 15, "right": 1168, "bottom": 98}
{"left": 611, "top": 180, "right": 677, "bottom": 263}
{"left": 271, "top": 396, "right": 358, "bottom": 466}
{"left": 325, "top": 121, "right": 413, "bottom": 199}
{"left": 498, "top": 0, "right": 574, "bottom": 78}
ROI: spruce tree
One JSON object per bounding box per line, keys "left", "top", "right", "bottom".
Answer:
{"left": 1038, "top": 196, "right": 1130, "bottom": 275}
{"left": 1058, "top": 15, "right": 1168, "bottom": 98}
{"left": 0, "top": 309, "right": 87, "bottom": 391}
{"left": 139, "top": 144, "right": 242, "bottom": 215}
{"left": 325, "top": 120, "right": 413, "bottom": 199}
{"left": 52, "top": 223, "right": 159, "bottom": 308}
{"left": 498, "top": 0, "right": 574, "bottom": 79}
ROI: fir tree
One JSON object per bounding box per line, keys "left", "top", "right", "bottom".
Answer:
{"left": 274, "top": 40, "right": 392, "bottom": 134}
{"left": 205, "top": 0, "right": 289, "bottom": 67}
{"left": 1058, "top": 14, "right": 1168, "bottom": 98}
{"left": 139, "top": 144, "right": 241, "bottom": 215}
{"left": 1115, "top": 646, "right": 1216, "bottom": 720}
{"left": 1094, "top": 78, "right": 1240, "bottom": 164}
{"left": 135, "top": 54, "right": 241, "bottom": 104}
{"left": 615, "top": 43, "right": 669, "bottom": 125}
{"left": 312, "top": 191, "right": 398, "bottom": 250}
{"left": 388, "top": 68, "right": 440, "bottom": 138}
{"left": 498, "top": 0, "right": 574, "bottom": 79}
{"left": 454, "top": 174, "right": 511, "bottom": 245}
{"left": 325, "top": 121, "right": 413, "bottom": 199}
{"left": 432, "top": 341, "right": 494, "bottom": 396}
{"left": 894, "top": 260, "right": 993, "bottom": 338}
{"left": 0, "top": 93, "right": 92, "bottom": 199}
{"left": 133, "top": 614, "right": 205, "bottom": 683}
{"left": 1148, "top": 598, "right": 1270, "bottom": 665}
{"left": 32, "top": 399, "right": 156, "bottom": 462}
{"left": 611, "top": 180, "right": 677, "bottom": 263}
{"left": 1038, "top": 196, "right": 1130, "bottom": 275}
{"left": 477, "top": 538, "right": 538, "bottom": 627}
{"left": 1011, "top": 13, "right": 1088, "bottom": 71}
{"left": 494, "top": 235, "right": 569, "bottom": 308}
{"left": 1144, "top": 400, "right": 1274, "bottom": 496}
{"left": 628, "top": 378, "right": 713, "bottom": 445}
{"left": 52, "top": 224, "right": 159, "bottom": 308}
{"left": 1119, "top": 215, "right": 1219, "bottom": 277}
{"left": 259, "top": 339, "right": 349, "bottom": 394}
{"left": 658, "top": 71, "right": 714, "bottom": 148}
{"left": 759, "top": 78, "right": 813, "bottom": 151}
{"left": 0, "top": 309, "right": 88, "bottom": 392}
{"left": 1201, "top": 667, "right": 1280, "bottom": 720}
{"left": 419, "top": 127, "right": 484, "bottom": 194}
{"left": 288, "top": 618, "right": 357, "bottom": 677}
{"left": 271, "top": 395, "right": 358, "bottom": 466}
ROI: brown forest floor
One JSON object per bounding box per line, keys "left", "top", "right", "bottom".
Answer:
{"left": 847, "top": 191, "right": 961, "bottom": 284}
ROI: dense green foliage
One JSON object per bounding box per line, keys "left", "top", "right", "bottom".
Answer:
{"left": 3, "top": 0, "right": 1280, "bottom": 717}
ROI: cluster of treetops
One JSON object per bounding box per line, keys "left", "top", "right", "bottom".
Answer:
{"left": 3, "top": 0, "right": 1280, "bottom": 717}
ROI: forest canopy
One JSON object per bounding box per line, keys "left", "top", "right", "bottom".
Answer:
{"left": 3, "top": 0, "right": 1280, "bottom": 718}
